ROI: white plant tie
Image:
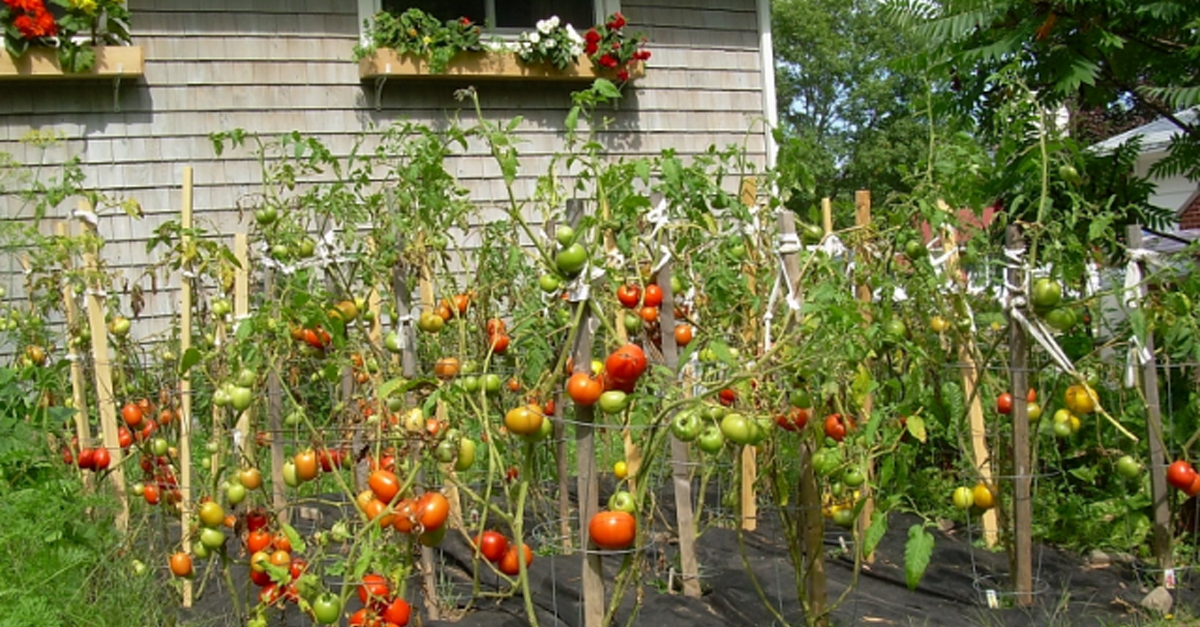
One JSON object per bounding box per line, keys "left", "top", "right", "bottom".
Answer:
{"left": 1123, "top": 248, "right": 1155, "bottom": 387}
{"left": 816, "top": 234, "right": 846, "bottom": 257}
{"left": 231, "top": 428, "right": 243, "bottom": 451}
{"left": 73, "top": 208, "right": 99, "bottom": 226}
{"left": 1002, "top": 246, "right": 1075, "bottom": 374}
{"left": 652, "top": 243, "right": 672, "bottom": 275}
{"left": 646, "top": 198, "right": 670, "bottom": 238}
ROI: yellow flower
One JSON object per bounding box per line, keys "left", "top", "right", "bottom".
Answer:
{"left": 71, "top": 0, "right": 99, "bottom": 13}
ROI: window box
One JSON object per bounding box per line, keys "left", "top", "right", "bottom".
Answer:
{"left": 0, "top": 46, "right": 144, "bottom": 80}
{"left": 359, "top": 48, "right": 642, "bottom": 82}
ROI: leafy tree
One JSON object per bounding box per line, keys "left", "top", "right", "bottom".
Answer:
{"left": 772, "top": 0, "right": 931, "bottom": 215}
{"left": 886, "top": 0, "right": 1200, "bottom": 181}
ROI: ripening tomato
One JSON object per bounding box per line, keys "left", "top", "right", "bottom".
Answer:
{"left": 121, "top": 402, "right": 144, "bottom": 427}
{"left": 485, "top": 318, "right": 507, "bottom": 336}
{"left": 823, "top": 414, "right": 849, "bottom": 442}
{"left": 169, "top": 552, "right": 193, "bottom": 578}
{"left": 143, "top": 483, "right": 161, "bottom": 505}
{"left": 996, "top": 392, "right": 1013, "bottom": 415}
{"left": 489, "top": 334, "right": 510, "bottom": 354}
{"left": 474, "top": 530, "right": 508, "bottom": 563}
{"left": 247, "top": 529, "right": 272, "bottom": 554}
{"left": 363, "top": 498, "right": 394, "bottom": 529}
{"left": 643, "top": 284, "right": 664, "bottom": 308}
{"left": 417, "top": 491, "right": 450, "bottom": 532}
{"left": 294, "top": 449, "right": 319, "bottom": 482}
{"left": 567, "top": 372, "right": 604, "bottom": 406}
{"left": 638, "top": 306, "right": 659, "bottom": 323}
{"left": 775, "top": 407, "right": 810, "bottom": 432}
{"left": 77, "top": 448, "right": 95, "bottom": 470}
{"left": 498, "top": 543, "right": 533, "bottom": 576}
{"left": 117, "top": 426, "right": 133, "bottom": 449}
{"left": 718, "top": 388, "right": 737, "bottom": 407}
{"left": 369, "top": 470, "right": 401, "bottom": 504}
{"left": 674, "top": 324, "right": 694, "bottom": 347}
{"left": 434, "top": 357, "right": 461, "bottom": 379}
{"left": 616, "top": 284, "right": 641, "bottom": 308}
{"left": 392, "top": 499, "right": 416, "bottom": 534}
{"left": 589, "top": 510, "right": 636, "bottom": 550}
{"left": 357, "top": 574, "right": 390, "bottom": 609}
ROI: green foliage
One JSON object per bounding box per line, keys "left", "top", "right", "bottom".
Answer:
{"left": 354, "top": 8, "right": 483, "bottom": 72}
{"left": 903, "top": 523, "right": 934, "bottom": 590}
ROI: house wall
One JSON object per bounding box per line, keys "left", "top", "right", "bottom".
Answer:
{"left": 0, "top": 0, "right": 769, "bottom": 335}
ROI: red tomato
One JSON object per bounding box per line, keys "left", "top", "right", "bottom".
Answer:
{"left": 638, "top": 306, "right": 659, "bottom": 323}
{"left": 245, "top": 509, "right": 269, "bottom": 533}
{"left": 823, "top": 414, "right": 850, "bottom": 442}
{"left": 1027, "top": 388, "right": 1037, "bottom": 403}
{"left": 417, "top": 491, "right": 450, "bottom": 532}
{"left": 1187, "top": 473, "right": 1200, "bottom": 498}
{"left": 382, "top": 598, "right": 412, "bottom": 626}
{"left": 294, "top": 449, "right": 319, "bottom": 482}
{"left": 77, "top": 448, "right": 95, "bottom": 470}
{"left": 357, "top": 574, "right": 390, "bottom": 609}
{"left": 121, "top": 402, "right": 144, "bottom": 427}
{"left": 142, "top": 483, "right": 160, "bottom": 505}
{"left": 674, "top": 324, "right": 694, "bottom": 347}
{"left": 92, "top": 447, "right": 112, "bottom": 471}
{"left": 117, "top": 426, "right": 133, "bottom": 449}
{"left": 604, "top": 344, "right": 648, "bottom": 385}
{"left": 474, "top": 530, "right": 509, "bottom": 563}
{"left": 1167, "top": 460, "right": 1197, "bottom": 492}
{"left": 249, "top": 568, "right": 273, "bottom": 587}
{"left": 616, "top": 284, "right": 641, "bottom": 308}
{"left": 498, "top": 543, "right": 533, "bottom": 576}
{"left": 485, "top": 318, "right": 507, "bottom": 336}
{"left": 643, "top": 284, "right": 664, "bottom": 308}
{"left": 776, "top": 407, "right": 810, "bottom": 432}
{"left": 247, "top": 529, "right": 273, "bottom": 554}
{"left": 718, "top": 388, "right": 737, "bottom": 407}
{"left": 392, "top": 499, "right": 417, "bottom": 534}
{"left": 589, "top": 510, "right": 637, "bottom": 550}
{"left": 996, "top": 392, "right": 1014, "bottom": 415}
{"left": 489, "top": 333, "right": 510, "bottom": 354}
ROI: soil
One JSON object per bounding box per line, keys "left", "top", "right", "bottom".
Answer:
{"left": 181, "top": 487, "right": 1199, "bottom": 627}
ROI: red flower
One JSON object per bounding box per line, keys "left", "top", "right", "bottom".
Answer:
{"left": 607, "top": 12, "right": 626, "bottom": 29}
{"left": 617, "top": 70, "right": 629, "bottom": 82}
{"left": 460, "top": 17, "right": 472, "bottom": 26}
{"left": 599, "top": 54, "right": 618, "bottom": 69}
{"left": 585, "top": 41, "right": 598, "bottom": 55}
{"left": 634, "top": 50, "right": 652, "bottom": 61}
{"left": 33, "top": 9, "right": 54, "bottom": 36}
{"left": 585, "top": 29, "right": 601, "bottom": 43}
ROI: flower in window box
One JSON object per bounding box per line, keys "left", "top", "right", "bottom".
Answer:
{"left": 515, "top": 15, "right": 585, "bottom": 71}
{"left": 585, "top": 13, "right": 648, "bottom": 82}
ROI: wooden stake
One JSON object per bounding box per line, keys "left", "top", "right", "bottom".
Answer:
{"left": 413, "top": 266, "right": 441, "bottom": 621}
{"left": 78, "top": 200, "right": 129, "bottom": 531}
{"left": 265, "top": 268, "right": 288, "bottom": 526}
{"left": 803, "top": 205, "right": 831, "bottom": 623}
{"left": 57, "top": 222, "right": 91, "bottom": 489}
{"left": 1127, "top": 225, "right": 1173, "bottom": 581}
{"left": 177, "top": 168, "right": 195, "bottom": 607}
{"left": 232, "top": 234, "right": 252, "bottom": 464}
{"left": 853, "top": 191, "right": 876, "bottom": 561}
{"left": 740, "top": 179, "right": 758, "bottom": 532}
{"left": 660, "top": 259, "right": 702, "bottom": 598}
{"left": 939, "top": 217, "right": 999, "bottom": 547}
{"left": 1005, "top": 226, "right": 1033, "bottom": 607}
{"left": 566, "top": 198, "right": 605, "bottom": 627}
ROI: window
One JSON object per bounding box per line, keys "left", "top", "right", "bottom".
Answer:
{"left": 376, "top": 1, "right": 611, "bottom": 30}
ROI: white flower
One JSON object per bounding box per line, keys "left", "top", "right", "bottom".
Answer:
{"left": 529, "top": 32, "right": 540, "bottom": 44}
{"left": 566, "top": 24, "right": 582, "bottom": 44}
{"left": 536, "top": 19, "right": 552, "bottom": 34}
{"left": 568, "top": 43, "right": 583, "bottom": 56}
{"left": 547, "top": 15, "right": 560, "bottom": 29}
{"left": 545, "top": 38, "right": 555, "bottom": 48}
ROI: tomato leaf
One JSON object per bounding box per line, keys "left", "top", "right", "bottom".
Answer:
{"left": 709, "top": 340, "right": 738, "bottom": 368}
{"left": 178, "top": 347, "right": 203, "bottom": 375}
{"left": 904, "top": 524, "right": 935, "bottom": 590}
{"left": 906, "top": 414, "right": 927, "bottom": 443}
{"left": 378, "top": 376, "right": 418, "bottom": 400}
{"left": 850, "top": 364, "right": 873, "bottom": 412}
{"left": 861, "top": 510, "right": 888, "bottom": 559}
{"left": 281, "top": 523, "right": 306, "bottom": 553}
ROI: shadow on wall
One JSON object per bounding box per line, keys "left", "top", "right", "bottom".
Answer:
{"left": 357, "top": 79, "right": 644, "bottom": 155}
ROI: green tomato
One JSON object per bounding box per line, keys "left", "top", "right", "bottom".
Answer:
{"left": 1031, "top": 278, "right": 1063, "bottom": 311}
{"left": 598, "top": 390, "right": 629, "bottom": 414}
{"left": 883, "top": 318, "right": 908, "bottom": 342}
{"left": 832, "top": 507, "right": 856, "bottom": 529}
{"left": 671, "top": 409, "right": 702, "bottom": 442}
{"left": 608, "top": 490, "right": 636, "bottom": 514}
{"left": 539, "top": 274, "right": 562, "bottom": 293}
{"left": 1116, "top": 455, "right": 1142, "bottom": 480}
{"left": 199, "top": 527, "right": 226, "bottom": 551}
{"left": 151, "top": 438, "right": 169, "bottom": 457}
{"left": 482, "top": 374, "right": 502, "bottom": 395}
{"left": 282, "top": 461, "right": 299, "bottom": 487}
{"left": 719, "top": 413, "right": 755, "bottom": 445}
{"left": 434, "top": 440, "right": 457, "bottom": 464}
{"left": 904, "top": 240, "right": 927, "bottom": 260}
{"left": 384, "top": 331, "right": 403, "bottom": 353}
{"left": 229, "top": 386, "right": 253, "bottom": 412}
{"left": 623, "top": 313, "right": 643, "bottom": 334}
{"left": 461, "top": 375, "right": 480, "bottom": 394}
{"left": 952, "top": 486, "right": 975, "bottom": 510}
{"left": 841, "top": 467, "right": 865, "bottom": 488}
{"left": 696, "top": 425, "right": 725, "bottom": 454}
{"left": 555, "top": 225, "right": 576, "bottom": 247}
{"left": 555, "top": 243, "right": 589, "bottom": 276}
{"left": 455, "top": 438, "right": 477, "bottom": 471}
{"left": 1044, "top": 307, "right": 1077, "bottom": 332}
{"left": 312, "top": 593, "right": 342, "bottom": 625}
{"left": 225, "top": 482, "right": 247, "bottom": 506}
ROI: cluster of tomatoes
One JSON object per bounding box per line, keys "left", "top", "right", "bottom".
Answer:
{"left": 615, "top": 282, "right": 694, "bottom": 349}
{"left": 566, "top": 343, "right": 649, "bottom": 407}
{"left": 348, "top": 574, "right": 412, "bottom": 627}
{"left": 472, "top": 530, "right": 533, "bottom": 575}
{"left": 485, "top": 317, "right": 510, "bottom": 355}
{"left": 361, "top": 469, "right": 452, "bottom": 544}
{"left": 997, "top": 385, "right": 1095, "bottom": 439}
{"left": 1166, "top": 460, "right": 1200, "bottom": 497}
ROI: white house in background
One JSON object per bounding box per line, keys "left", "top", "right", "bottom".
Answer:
{"left": 1092, "top": 108, "right": 1200, "bottom": 233}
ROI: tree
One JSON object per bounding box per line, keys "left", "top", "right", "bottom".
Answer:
{"left": 887, "top": 0, "right": 1200, "bottom": 181}
{"left": 773, "top": 0, "right": 930, "bottom": 215}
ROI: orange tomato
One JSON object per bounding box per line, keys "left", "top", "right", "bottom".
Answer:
{"left": 368, "top": 469, "right": 401, "bottom": 503}
{"left": 674, "top": 324, "right": 694, "bottom": 347}
{"left": 498, "top": 543, "right": 533, "bottom": 576}
{"left": 638, "top": 306, "right": 659, "bottom": 323}
{"left": 417, "top": 491, "right": 450, "bottom": 532}
{"left": 567, "top": 372, "right": 603, "bottom": 406}
{"left": 169, "top": 552, "right": 193, "bottom": 578}
{"left": 434, "top": 357, "right": 460, "bottom": 380}
{"left": 294, "top": 449, "right": 319, "bottom": 482}
{"left": 121, "top": 402, "right": 144, "bottom": 427}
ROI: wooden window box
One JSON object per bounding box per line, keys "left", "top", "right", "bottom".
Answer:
{"left": 359, "top": 48, "right": 643, "bottom": 82}
{"left": 0, "top": 46, "right": 145, "bottom": 80}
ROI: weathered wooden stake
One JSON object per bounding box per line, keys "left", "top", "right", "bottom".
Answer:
{"left": 78, "top": 200, "right": 129, "bottom": 531}
{"left": 740, "top": 178, "right": 759, "bottom": 532}
{"left": 853, "top": 191, "right": 876, "bottom": 561}
{"left": 1005, "top": 225, "right": 1033, "bottom": 606}
{"left": 413, "top": 265, "right": 441, "bottom": 620}
{"left": 233, "top": 233, "right": 252, "bottom": 463}
{"left": 1126, "top": 225, "right": 1173, "bottom": 582}
{"left": 566, "top": 198, "right": 605, "bottom": 627}
{"left": 265, "top": 268, "right": 288, "bottom": 526}
{"left": 176, "top": 169, "right": 195, "bottom": 607}
{"left": 660, "top": 259, "right": 701, "bottom": 597}
{"left": 57, "top": 222, "right": 91, "bottom": 490}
